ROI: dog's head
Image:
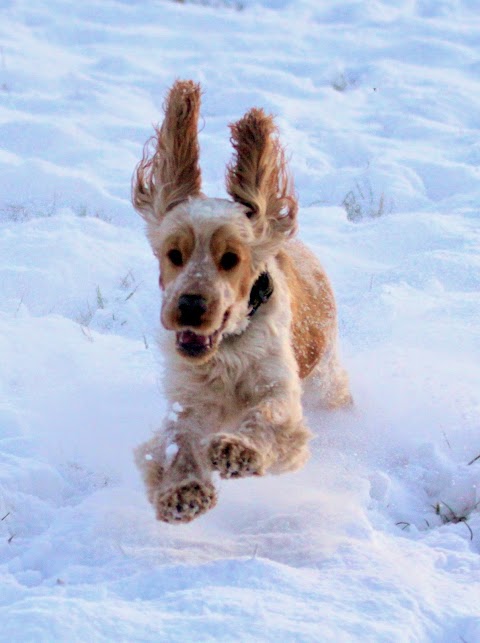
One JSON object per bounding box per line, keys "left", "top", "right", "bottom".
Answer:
{"left": 132, "top": 80, "right": 297, "bottom": 363}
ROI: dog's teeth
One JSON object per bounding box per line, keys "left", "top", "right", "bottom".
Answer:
{"left": 178, "top": 331, "right": 209, "bottom": 346}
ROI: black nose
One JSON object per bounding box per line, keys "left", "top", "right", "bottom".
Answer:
{"left": 178, "top": 294, "right": 208, "bottom": 327}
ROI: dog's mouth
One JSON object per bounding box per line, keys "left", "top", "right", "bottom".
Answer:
{"left": 175, "top": 311, "right": 230, "bottom": 359}
{"left": 176, "top": 329, "right": 220, "bottom": 357}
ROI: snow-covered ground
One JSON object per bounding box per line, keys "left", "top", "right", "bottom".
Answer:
{"left": 1, "top": 0, "right": 479, "bottom": 640}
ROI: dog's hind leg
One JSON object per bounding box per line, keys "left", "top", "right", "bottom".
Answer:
{"left": 305, "top": 346, "right": 353, "bottom": 410}
{"left": 135, "top": 423, "right": 217, "bottom": 524}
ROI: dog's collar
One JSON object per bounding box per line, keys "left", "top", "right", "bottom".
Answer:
{"left": 248, "top": 271, "right": 274, "bottom": 318}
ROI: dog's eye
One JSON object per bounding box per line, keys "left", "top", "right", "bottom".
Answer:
{"left": 220, "top": 252, "right": 240, "bottom": 271}
{"left": 167, "top": 249, "right": 183, "bottom": 267}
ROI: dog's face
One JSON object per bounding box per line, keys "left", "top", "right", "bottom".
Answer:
{"left": 149, "top": 198, "right": 256, "bottom": 362}
{"left": 132, "top": 80, "right": 298, "bottom": 363}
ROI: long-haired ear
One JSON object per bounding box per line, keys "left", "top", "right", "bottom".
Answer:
{"left": 132, "top": 80, "right": 202, "bottom": 222}
{"left": 226, "top": 108, "right": 297, "bottom": 242}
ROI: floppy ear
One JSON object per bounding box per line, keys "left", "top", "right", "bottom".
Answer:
{"left": 226, "top": 108, "right": 297, "bottom": 242}
{"left": 132, "top": 80, "right": 202, "bottom": 222}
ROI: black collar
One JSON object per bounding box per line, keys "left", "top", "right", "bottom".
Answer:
{"left": 248, "top": 271, "right": 274, "bottom": 318}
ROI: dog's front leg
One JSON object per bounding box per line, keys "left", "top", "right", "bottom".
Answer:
{"left": 135, "top": 418, "right": 217, "bottom": 524}
{"left": 208, "top": 392, "right": 312, "bottom": 479}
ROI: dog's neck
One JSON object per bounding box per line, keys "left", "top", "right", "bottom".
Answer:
{"left": 248, "top": 272, "right": 274, "bottom": 318}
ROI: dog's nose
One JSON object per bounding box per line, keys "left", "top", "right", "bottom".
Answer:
{"left": 178, "top": 294, "right": 208, "bottom": 327}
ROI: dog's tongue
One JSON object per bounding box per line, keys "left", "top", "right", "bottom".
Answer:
{"left": 178, "top": 330, "right": 208, "bottom": 347}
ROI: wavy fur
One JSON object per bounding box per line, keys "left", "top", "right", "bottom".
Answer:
{"left": 226, "top": 108, "right": 298, "bottom": 246}
{"left": 132, "top": 80, "right": 202, "bottom": 222}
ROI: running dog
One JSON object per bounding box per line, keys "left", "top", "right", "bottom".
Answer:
{"left": 132, "top": 80, "right": 351, "bottom": 523}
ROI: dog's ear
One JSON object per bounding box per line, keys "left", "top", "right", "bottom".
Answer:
{"left": 226, "top": 108, "right": 297, "bottom": 242}
{"left": 132, "top": 80, "right": 202, "bottom": 222}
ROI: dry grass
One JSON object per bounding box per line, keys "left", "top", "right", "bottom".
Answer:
{"left": 342, "top": 179, "right": 392, "bottom": 222}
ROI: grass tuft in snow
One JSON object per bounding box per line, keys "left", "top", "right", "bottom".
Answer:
{"left": 0, "top": 203, "right": 31, "bottom": 222}
{"left": 433, "top": 500, "right": 480, "bottom": 541}
{"left": 0, "top": 45, "right": 10, "bottom": 93}
{"left": 0, "top": 197, "right": 57, "bottom": 222}
{"left": 96, "top": 286, "right": 106, "bottom": 310}
{"left": 80, "top": 325, "right": 94, "bottom": 342}
{"left": 342, "top": 179, "right": 392, "bottom": 222}
{"left": 0, "top": 198, "right": 113, "bottom": 223}
{"left": 73, "top": 203, "right": 111, "bottom": 222}
{"left": 331, "top": 71, "right": 359, "bottom": 92}
{"left": 120, "top": 270, "right": 141, "bottom": 302}
{"left": 1, "top": 510, "right": 15, "bottom": 544}
{"left": 395, "top": 521, "right": 411, "bottom": 531}
{"left": 76, "top": 301, "right": 95, "bottom": 327}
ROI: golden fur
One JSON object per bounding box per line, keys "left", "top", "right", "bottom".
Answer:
{"left": 132, "top": 80, "right": 351, "bottom": 523}
{"left": 133, "top": 80, "right": 202, "bottom": 219}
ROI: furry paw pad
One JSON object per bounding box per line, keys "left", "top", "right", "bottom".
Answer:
{"left": 154, "top": 479, "right": 217, "bottom": 524}
{"left": 209, "top": 435, "right": 264, "bottom": 479}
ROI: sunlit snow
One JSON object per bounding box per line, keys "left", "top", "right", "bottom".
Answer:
{"left": 0, "top": 0, "right": 479, "bottom": 641}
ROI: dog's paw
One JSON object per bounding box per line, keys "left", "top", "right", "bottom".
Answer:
{"left": 154, "top": 479, "right": 217, "bottom": 524}
{"left": 208, "top": 434, "right": 264, "bottom": 479}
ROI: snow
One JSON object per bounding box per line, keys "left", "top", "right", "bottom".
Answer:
{"left": 0, "top": 0, "right": 479, "bottom": 640}
{"left": 165, "top": 444, "right": 179, "bottom": 464}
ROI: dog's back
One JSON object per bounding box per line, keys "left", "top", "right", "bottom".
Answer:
{"left": 278, "top": 240, "right": 352, "bottom": 408}
{"left": 277, "top": 239, "right": 336, "bottom": 379}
